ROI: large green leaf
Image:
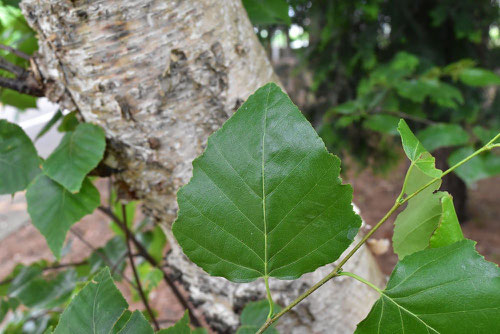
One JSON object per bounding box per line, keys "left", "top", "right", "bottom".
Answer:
{"left": 417, "top": 124, "right": 469, "bottom": 152}
{"left": 355, "top": 240, "right": 500, "bottom": 334}
{"left": 53, "top": 268, "right": 128, "bottom": 334}
{"left": 242, "top": 0, "right": 291, "bottom": 26}
{"left": 0, "top": 120, "right": 40, "bottom": 194}
{"left": 397, "top": 119, "right": 442, "bottom": 178}
{"left": 173, "top": 83, "right": 361, "bottom": 282}
{"left": 237, "top": 300, "right": 280, "bottom": 334}
{"left": 116, "top": 310, "right": 154, "bottom": 334}
{"left": 26, "top": 175, "right": 100, "bottom": 259}
{"left": 43, "top": 123, "right": 105, "bottom": 192}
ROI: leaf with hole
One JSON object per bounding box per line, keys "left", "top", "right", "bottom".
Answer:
{"left": 355, "top": 240, "right": 500, "bottom": 334}
{"left": 43, "top": 123, "right": 105, "bottom": 192}
{"left": 173, "top": 83, "right": 360, "bottom": 282}
{"left": 26, "top": 175, "right": 100, "bottom": 259}
{"left": 0, "top": 120, "right": 40, "bottom": 194}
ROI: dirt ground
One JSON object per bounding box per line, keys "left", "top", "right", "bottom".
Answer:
{"left": 0, "top": 159, "right": 498, "bottom": 327}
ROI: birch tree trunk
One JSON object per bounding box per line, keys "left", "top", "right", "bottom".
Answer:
{"left": 20, "top": 0, "right": 384, "bottom": 332}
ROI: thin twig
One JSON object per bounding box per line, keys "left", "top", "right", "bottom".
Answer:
{"left": 0, "top": 44, "right": 31, "bottom": 60}
{"left": 97, "top": 206, "right": 203, "bottom": 327}
{"left": 122, "top": 204, "right": 160, "bottom": 331}
{"left": 0, "top": 57, "right": 26, "bottom": 77}
{"left": 69, "top": 228, "right": 135, "bottom": 287}
{"left": 0, "top": 75, "right": 44, "bottom": 96}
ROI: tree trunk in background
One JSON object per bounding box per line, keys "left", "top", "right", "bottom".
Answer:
{"left": 20, "top": 0, "right": 384, "bottom": 332}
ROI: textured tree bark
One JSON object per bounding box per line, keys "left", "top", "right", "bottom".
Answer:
{"left": 20, "top": 0, "right": 384, "bottom": 332}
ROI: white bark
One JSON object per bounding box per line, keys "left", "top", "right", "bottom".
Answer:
{"left": 20, "top": 0, "right": 384, "bottom": 332}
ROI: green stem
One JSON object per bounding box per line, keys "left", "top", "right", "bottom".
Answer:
{"left": 256, "top": 132, "right": 499, "bottom": 334}
{"left": 265, "top": 276, "right": 274, "bottom": 319}
{"left": 337, "top": 271, "right": 382, "bottom": 293}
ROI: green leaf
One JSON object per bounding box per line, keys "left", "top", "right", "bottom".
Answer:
{"left": 89, "top": 236, "right": 127, "bottom": 280}
{"left": 393, "top": 166, "right": 443, "bottom": 259}
{"left": 173, "top": 83, "right": 360, "bottom": 282}
{"left": 331, "top": 101, "right": 361, "bottom": 115}
{"left": 137, "top": 226, "right": 167, "bottom": 263}
{"left": 242, "top": 0, "right": 291, "bottom": 26}
{"left": 43, "top": 123, "right": 106, "bottom": 192}
{"left": 237, "top": 300, "right": 280, "bottom": 334}
{"left": 363, "top": 114, "right": 399, "bottom": 135}
{"left": 7, "top": 264, "right": 43, "bottom": 297}
{"left": 0, "top": 89, "right": 37, "bottom": 110}
{"left": 115, "top": 310, "right": 154, "bottom": 334}
{"left": 57, "top": 111, "right": 79, "bottom": 132}
{"left": 112, "top": 310, "right": 132, "bottom": 334}
{"left": 10, "top": 269, "right": 77, "bottom": 309}
{"left": 448, "top": 147, "right": 497, "bottom": 186}
{"left": 429, "top": 194, "right": 464, "bottom": 248}
{"left": 157, "top": 311, "right": 191, "bottom": 334}
{"left": 53, "top": 268, "right": 128, "bottom": 334}
{"left": 459, "top": 68, "right": 500, "bottom": 86}
{"left": 355, "top": 240, "right": 500, "bottom": 334}
{"left": 472, "top": 126, "right": 499, "bottom": 145}
{"left": 26, "top": 175, "right": 100, "bottom": 259}
{"left": 35, "top": 110, "right": 63, "bottom": 141}
{"left": 0, "top": 120, "right": 40, "bottom": 194}
{"left": 0, "top": 299, "right": 9, "bottom": 323}
{"left": 417, "top": 124, "right": 469, "bottom": 152}
{"left": 397, "top": 119, "right": 442, "bottom": 178}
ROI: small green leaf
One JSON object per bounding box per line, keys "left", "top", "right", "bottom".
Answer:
{"left": 397, "top": 119, "right": 442, "bottom": 178}
{"left": 89, "top": 236, "right": 127, "bottom": 280}
{"left": 429, "top": 194, "right": 464, "bottom": 248}
{"left": 0, "top": 120, "right": 40, "bottom": 194}
{"left": 393, "top": 167, "right": 443, "bottom": 259}
{"left": 0, "top": 89, "right": 37, "bottom": 110}
{"left": 10, "top": 269, "right": 77, "bottom": 309}
{"left": 0, "top": 299, "right": 9, "bottom": 323}
{"left": 157, "top": 311, "right": 191, "bottom": 334}
{"left": 363, "top": 114, "right": 399, "bottom": 135}
{"left": 472, "top": 126, "right": 499, "bottom": 145}
{"left": 459, "top": 68, "right": 500, "bottom": 86}
{"left": 417, "top": 124, "right": 469, "bottom": 152}
{"left": 137, "top": 226, "right": 167, "bottom": 263}
{"left": 35, "top": 110, "right": 63, "bottom": 141}
{"left": 43, "top": 123, "right": 106, "bottom": 192}
{"left": 57, "top": 111, "right": 79, "bottom": 132}
{"left": 237, "top": 300, "right": 281, "bottom": 334}
{"left": 116, "top": 310, "right": 154, "bottom": 334}
{"left": 53, "top": 268, "right": 128, "bottom": 334}
{"left": 26, "top": 175, "right": 100, "bottom": 259}
{"left": 356, "top": 240, "right": 500, "bottom": 334}
{"left": 173, "top": 83, "right": 360, "bottom": 282}
{"left": 242, "top": 0, "right": 291, "bottom": 26}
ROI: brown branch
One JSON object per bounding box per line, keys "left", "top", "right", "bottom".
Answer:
{"left": 0, "top": 57, "right": 26, "bottom": 77}
{"left": 98, "top": 205, "right": 203, "bottom": 327}
{"left": 0, "top": 44, "right": 31, "bottom": 60}
{"left": 122, "top": 204, "right": 160, "bottom": 331}
{"left": 0, "top": 75, "right": 44, "bottom": 96}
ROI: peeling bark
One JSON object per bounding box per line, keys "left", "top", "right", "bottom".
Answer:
{"left": 20, "top": 0, "right": 384, "bottom": 332}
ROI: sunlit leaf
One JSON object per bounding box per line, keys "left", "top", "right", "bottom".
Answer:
{"left": 173, "top": 83, "right": 361, "bottom": 282}
{"left": 459, "top": 68, "right": 500, "bottom": 86}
